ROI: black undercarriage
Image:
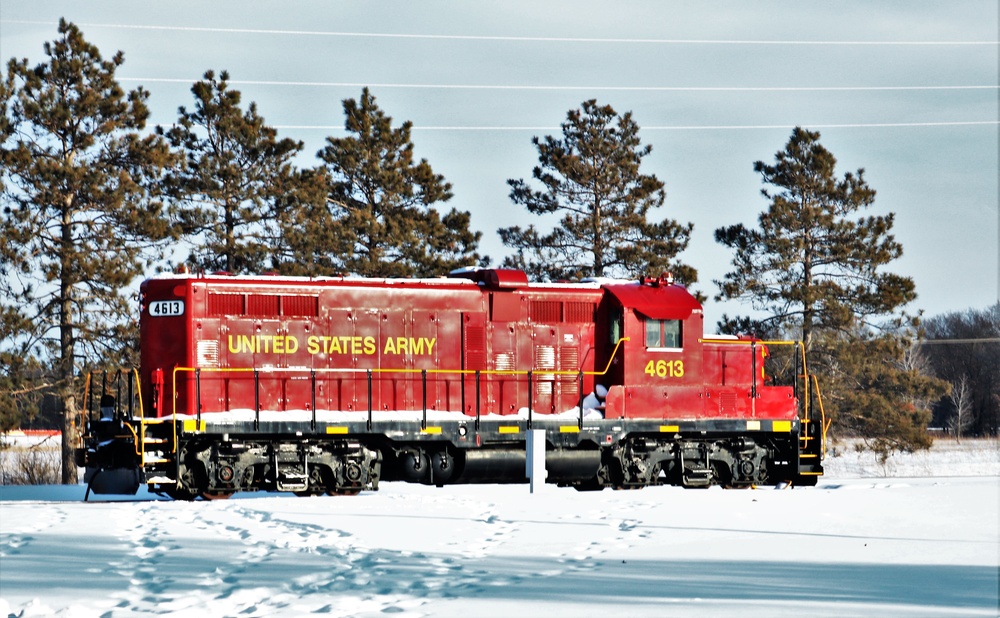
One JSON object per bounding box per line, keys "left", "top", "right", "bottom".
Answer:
{"left": 79, "top": 416, "right": 822, "bottom": 499}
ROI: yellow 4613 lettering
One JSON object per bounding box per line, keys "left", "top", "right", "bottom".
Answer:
{"left": 644, "top": 359, "right": 684, "bottom": 378}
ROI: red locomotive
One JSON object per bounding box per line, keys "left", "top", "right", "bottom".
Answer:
{"left": 79, "top": 268, "right": 825, "bottom": 498}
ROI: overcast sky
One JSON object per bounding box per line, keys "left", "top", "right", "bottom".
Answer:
{"left": 2, "top": 1, "right": 997, "bottom": 328}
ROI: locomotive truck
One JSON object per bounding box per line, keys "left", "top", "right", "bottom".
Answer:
{"left": 78, "top": 268, "right": 825, "bottom": 499}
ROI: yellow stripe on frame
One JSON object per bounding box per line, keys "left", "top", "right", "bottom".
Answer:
{"left": 182, "top": 419, "right": 206, "bottom": 433}
{"left": 326, "top": 426, "right": 349, "bottom": 435}
{"left": 498, "top": 426, "right": 520, "bottom": 434}
{"left": 660, "top": 425, "right": 680, "bottom": 433}
{"left": 772, "top": 420, "right": 792, "bottom": 432}
{"left": 559, "top": 426, "right": 580, "bottom": 433}
{"left": 421, "top": 426, "right": 443, "bottom": 434}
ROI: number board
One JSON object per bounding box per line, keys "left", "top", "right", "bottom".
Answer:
{"left": 149, "top": 300, "right": 184, "bottom": 317}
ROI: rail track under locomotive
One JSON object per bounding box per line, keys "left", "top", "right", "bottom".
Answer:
{"left": 78, "top": 268, "right": 825, "bottom": 499}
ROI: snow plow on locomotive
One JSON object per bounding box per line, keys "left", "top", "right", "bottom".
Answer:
{"left": 78, "top": 268, "right": 826, "bottom": 499}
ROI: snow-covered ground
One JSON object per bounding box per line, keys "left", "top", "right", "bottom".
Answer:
{"left": 1, "top": 439, "right": 998, "bottom": 617}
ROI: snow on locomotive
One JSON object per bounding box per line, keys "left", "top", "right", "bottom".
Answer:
{"left": 79, "top": 268, "right": 824, "bottom": 499}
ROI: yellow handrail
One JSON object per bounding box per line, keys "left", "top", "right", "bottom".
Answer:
{"left": 169, "top": 336, "right": 632, "bottom": 415}
{"left": 699, "top": 338, "right": 813, "bottom": 421}
{"left": 80, "top": 368, "right": 159, "bottom": 462}
{"left": 701, "top": 337, "right": 827, "bottom": 462}
{"left": 811, "top": 374, "right": 829, "bottom": 458}
{"left": 78, "top": 373, "right": 91, "bottom": 449}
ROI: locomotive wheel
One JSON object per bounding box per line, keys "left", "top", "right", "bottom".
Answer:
{"left": 326, "top": 487, "right": 362, "bottom": 496}
{"left": 164, "top": 487, "right": 199, "bottom": 501}
{"left": 201, "top": 491, "right": 234, "bottom": 500}
{"left": 572, "top": 478, "right": 606, "bottom": 492}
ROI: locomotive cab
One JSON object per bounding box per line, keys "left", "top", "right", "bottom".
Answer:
{"left": 597, "top": 274, "right": 705, "bottom": 420}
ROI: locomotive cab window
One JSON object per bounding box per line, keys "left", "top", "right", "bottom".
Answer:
{"left": 609, "top": 310, "right": 623, "bottom": 345}
{"left": 645, "top": 318, "right": 682, "bottom": 350}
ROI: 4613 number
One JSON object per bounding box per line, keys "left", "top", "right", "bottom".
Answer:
{"left": 644, "top": 359, "right": 684, "bottom": 378}
{"left": 149, "top": 300, "right": 184, "bottom": 317}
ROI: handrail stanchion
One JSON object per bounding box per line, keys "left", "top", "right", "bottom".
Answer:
{"left": 195, "top": 368, "right": 202, "bottom": 426}
{"left": 310, "top": 369, "right": 317, "bottom": 432}
{"left": 794, "top": 341, "right": 800, "bottom": 412}
{"left": 460, "top": 369, "right": 466, "bottom": 420}
{"left": 114, "top": 370, "right": 123, "bottom": 420}
{"left": 83, "top": 373, "right": 92, "bottom": 424}
{"left": 475, "top": 370, "right": 481, "bottom": 432}
{"left": 578, "top": 371, "right": 585, "bottom": 429}
{"left": 253, "top": 369, "right": 260, "bottom": 431}
{"left": 527, "top": 371, "right": 533, "bottom": 429}
{"left": 127, "top": 369, "right": 134, "bottom": 419}
{"left": 421, "top": 369, "right": 428, "bottom": 430}
{"left": 367, "top": 369, "right": 373, "bottom": 431}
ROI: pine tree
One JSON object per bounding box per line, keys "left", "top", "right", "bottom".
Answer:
{"left": 291, "top": 88, "right": 484, "bottom": 278}
{"left": 160, "top": 70, "right": 304, "bottom": 274}
{"left": 813, "top": 323, "right": 949, "bottom": 459}
{"left": 714, "top": 127, "right": 946, "bottom": 457}
{"left": 500, "top": 99, "right": 694, "bottom": 283}
{"left": 0, "top": 20, "right": 176, "bottom": 482}
{"left": 0, "top": 306, "right": 42, "bottom": 435}
{"left": 715, "top": 126, "right": 914, "bottom": 349}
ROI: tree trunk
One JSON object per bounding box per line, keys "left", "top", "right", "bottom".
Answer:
{"left": 592, "top": 199, "right": 603, "bottom": 277}
{"left": 59, "top": 284, "right": 79, "bottom": 484}
{"left": 60, "top": 390, "right": 79, "bottom": 484}
{"left": 59, "top": 196, "right": 78, "bottom": 484}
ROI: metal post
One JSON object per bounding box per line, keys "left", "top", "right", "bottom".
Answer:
{"left": 578, "top": 371, "right": 584, "bottom": 428}
{"left": 526, "top": 428, "right": 546, "bottom": 494}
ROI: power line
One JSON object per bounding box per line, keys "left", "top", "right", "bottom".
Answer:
{"left": 4, "top": 20, "right": 999, "bottom": 46}
{"left": 273, "top": 121, "right": 1000, "bottom": 131}
{"left": 117, "top": 78, "right": 1000, "bottom": 93}
{"left": 919, "top": 338, "right": 1000, "bottom": 345}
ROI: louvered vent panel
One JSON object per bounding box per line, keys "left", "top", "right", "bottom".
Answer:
{"left": 283, "top": 295, "right": 318, "bottom": 316}
{"left": 464, "top": 325, "right": 487, "bottom": 370}
{"left": 721, "top": 392, "right": 738, "bottom": 414}
{"left": 564, "top": 302, "right": 595, "bottom": 323}
{"left": 196, "top": 340, "right": 220, "bottom": 367}
{"left": 494, "top": 353, "right": 515, "bottom": 372}
{"left": 560, "top": 346, "right": 580, "bottom": 394}
{"left": 247, "top": 294, "right": 279, "bottom": 316}
{"left": 530, "top": 300, "right": 561, "bottom": 323}
{"left": 208, "top": 293, "right": 243, "bottom": 316}
{"left": 534, "top": 345, "right": 556, "bottom": 396}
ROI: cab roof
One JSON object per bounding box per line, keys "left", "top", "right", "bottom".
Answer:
{"left": 602, "top": 281, "right": 702, "bottom": 320}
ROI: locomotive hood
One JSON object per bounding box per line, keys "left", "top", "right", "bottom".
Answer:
{"left": 602, "top": 280, "right": 702, "bottom": 320}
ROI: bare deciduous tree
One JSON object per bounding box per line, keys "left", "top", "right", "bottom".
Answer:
{"left": 947, "top": 375, "right": 973, "bottom": 441}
